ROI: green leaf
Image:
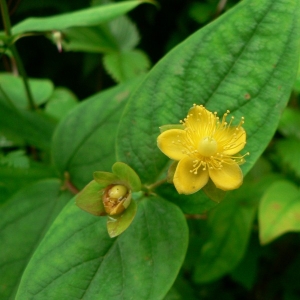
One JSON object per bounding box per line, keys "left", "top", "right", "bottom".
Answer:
{"left": 259, "top": 180, "right": 300, "bottom": 245}
{"left": 112, "top": 161, "right": 141, "bottom": 192}
{"left": 75, "top": 180, "right": 106, "bottom": 216}
{"left": 275, "top": 138, "right": 300, "bottom": 179}
{"left": 60, "top": 25, "right": 118, "bottom": 53}
{"left": 116, "top": 0, "right": 300, "bottom": 184}
{"left": 59, "top": 16, "right": 140, "bottom": 54}
{"left": 103, "top": 49, "right": 150, "bottom": 82}
{"left": 0, "top": 179, "right": 72, "bottom": 300}
{"left": 52, "top": 77, "right": 142, "bottom": 189}
{"left": 0, "top": 162, "right": 56, "bottom": 205}
{"left": 0, "top": 150, "right": 29, "bottom": 169}
{"left": 202, "top": 179, "right": 227, "bottom": 203}
{"left": 0, "top": 73, "right": 54, "bottom": 108}
{"left": 16, "top": 196, "right": 188, "bottom": 300}
{"left": 45, "top": 87, "right": 78, "bottom": 120}
{"left": 12, "top": 1, "right": 151, "bottom": 35}
{"left": 107, "top": 198, "right": 137, "bottom": 237}
{"left": 157, "top": 183, "right": 218, "bottom": 214}
{"left": 0, "top": 100, "right": 56, "bottom": 150}
{"left": 193, "top": 186, "right": 257, "bottom": 283}
{"left": 93, "top": 171, "right": 120, "bottom": 185}
{"left": 230, "top": 236, "right": 261, "bottom": 290}
{"left": 278, "top": 107, "right": 300, "bottom": 140}
{"left": 108, "top": 15, "right": 140, "bottom": 51}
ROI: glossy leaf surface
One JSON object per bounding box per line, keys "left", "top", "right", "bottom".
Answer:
{"left": 0, "top": 179, "right": 72, "bottom": 299}
{"left": 16, "top": 196, "right": 188, "bottom": 300}
{"left": 52, "top": 78, "right": 142, "bottom": 189}
{"left": 116, "top": 0, "right": 300, "bottom": 186}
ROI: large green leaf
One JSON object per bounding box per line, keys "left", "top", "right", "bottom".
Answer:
{"left": 16, "top": 196, "right": 188, "bottom": 300}
{"left": 0, "top": 179, "right": 72, "bottom": 300}
{"left": 0, "top": 162, "right": 55, "bottom": 204}
{"left": 12, "top": 1, "right": 151, "bottom": 35}
{"left": 52, "top": 77, "right": 142, "bottom": 189}
{"left": 116, "top": 0, "right": 300, "bottom": 184}
{"left": 259, "top": 180, "right": 300, "bottom": 245}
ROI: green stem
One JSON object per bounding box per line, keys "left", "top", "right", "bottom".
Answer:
{"left": 0, "top": 0, "right": 11, "bottom": 35}
{"left": 0, "top": 0, "right": 36, "bottom": 110}
{"left": 10, "top": 45, "right": 36, "bottom": 110}
{"left": 146, "top": 178, "right": 168, "bottom": 191}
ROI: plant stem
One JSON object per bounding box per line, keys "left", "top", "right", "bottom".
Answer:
{"left": 0, "top": 0, "right": 11, "bottom": 35}
{"left": 0, "top": 0, "right": 36, "bottom": 110}
{"left": 63, "top": 172, "right": 79, "bottom": 195}
{"left": 146, "top": 178, "right": 168, "bottom": 191}
{"left": 10, "top": 45, "right": 36, "bottom": 110}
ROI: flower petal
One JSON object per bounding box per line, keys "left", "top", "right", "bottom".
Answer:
{"left": 185, "top": 105, "right": 215, "bottom": 133}
{"left": 209, "top": 160, "right": 243, "bottom": 191}
{"left": 174, "top": 157, "right": 209, "bottom": 194}
{"left": 157, "top": 129, "right": 187, "bottom": 161}
{"left": 216, "top": 127, "right": 246, "bottom": 155}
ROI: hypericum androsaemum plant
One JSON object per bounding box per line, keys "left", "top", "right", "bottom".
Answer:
{"left": 157, "top": 104, "right": 249, "bottom": 195}
{"left": 76, "top": 162, "right": 141, "bottom": 237}
{"left": 2, "top": 0, "right": 300, "bottom": 299}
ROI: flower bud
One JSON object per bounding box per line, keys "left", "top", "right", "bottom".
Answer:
{"left": 102, "top": 184, "right": 131, "bottom": 215}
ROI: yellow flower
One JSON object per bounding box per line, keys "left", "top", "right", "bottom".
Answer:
{"left": 157, "top": 104, "right": 248, "bottom": 195}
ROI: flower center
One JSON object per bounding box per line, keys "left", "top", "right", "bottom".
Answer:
{"left": 198, "top": 137, "right": 217, "bottom": 157}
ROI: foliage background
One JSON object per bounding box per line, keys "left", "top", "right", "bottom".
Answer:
{"left": 1, "top": 0, "right": 300, "bottom": 299}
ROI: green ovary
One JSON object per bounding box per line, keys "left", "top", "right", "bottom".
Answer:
{"left": 198, "top": 137, "right": 218, "bottom": 157}
{"left": 108, "top": 185, "right": 128, "bottom": 199}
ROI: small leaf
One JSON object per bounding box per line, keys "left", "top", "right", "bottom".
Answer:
{"left": 112, "top": 161, "right": 141, "bottom": 192}
{"left": 278, "top": 107, "right": 300, "bottom": 140}
{"left": 60, "top": 25, "right": 118, "bottom": 53}
{"left": 275, "top": 138, "right": 300, "bottom": 179}
{"left": 0, "top": 150, "right": 29, "bottom": 169}
{"left": 93, "top": 171, "right": 120, "bottom": 185}
{"left": 167, "top": 161, "right": 178, "bottom": 183}
{"left": 202, "top": 179, "right": 227, "bottom": 203}
{"left": 103, "top": 49, "right": 150, "bottom": 82}
{"left": 259, "top": 180, "right": 300, "bottom": 245}
{"left": 0, "top": 73, "right": 54, "bottom": 108}
{"left": 45, "top": 88, "right": 78, "bottom": 120}
{"left": 107, "top": 199, "right": 137, "bottom": 237}
{"left": 108, "top": 15, "right": 140, "bottom": 51}
{"left": 75, "top": 180, "right": 106, "bottom": 216}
